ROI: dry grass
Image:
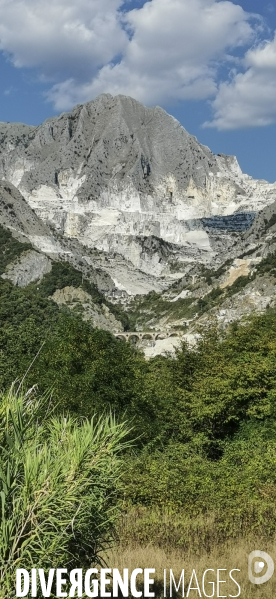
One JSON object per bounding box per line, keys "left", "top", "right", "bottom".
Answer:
{"left": 104, "top": 541, "right": 276, "bottom": 598}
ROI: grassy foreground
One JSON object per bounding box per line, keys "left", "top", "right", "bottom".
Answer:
{"left": 105, "top": 541, "right": 276, "bottom": 598}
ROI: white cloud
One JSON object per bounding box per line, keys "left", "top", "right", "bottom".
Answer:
{"left": 0, "top": 0, "right": 259, "bottom": 115}
{"left": 47, "top": 0, "right": 255, "bottom": 109}
{"left": 47, "top": 63, "right": 218, "bottom": 112}
{"left": 0, "top": 0, "right": 127, "bottom": 80}
{"left": 205, "top": 35, "right": 276, "bottom": 129}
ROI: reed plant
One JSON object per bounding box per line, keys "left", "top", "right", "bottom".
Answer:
{"left": 0, "top": 385, "right": 130, "bottom": 597}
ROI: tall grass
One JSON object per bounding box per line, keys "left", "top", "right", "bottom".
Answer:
{"left": 0, "top": 385, "right": 130, "bottom": 597}
{"left": 106, "top": 542, "right": 276, "bottom": 598}
{"left": 117, "top": 505, "right": 276, "bottom": 553}
{"left": 104, "top": 507, "right": 276, "bottom": 598}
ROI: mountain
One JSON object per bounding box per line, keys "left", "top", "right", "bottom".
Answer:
{"left": 1, "top": 94, "right": 276, "bottom": 286}
{"left": 0, "top": 94, "right": 275, "bottom": 353}
{"left": 0, "top": 180, "right": 53, "bottom": 243}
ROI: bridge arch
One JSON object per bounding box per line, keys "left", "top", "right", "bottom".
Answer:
{"left": 116, "top": 334, "right": 126, "bottom": 341}
{"left": 141, "top": 333, "right": 154, "bottom": 340}
{"left": 128, "top": 334, "right": 140, "bottom": 342}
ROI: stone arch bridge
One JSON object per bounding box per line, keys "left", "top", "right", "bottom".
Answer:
{"left": 113, "top": 330, "right": 186, "bottom": 342}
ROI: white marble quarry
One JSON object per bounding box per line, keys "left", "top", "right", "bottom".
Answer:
{"left": 0, "top": 94, "right": 276, "bottom": 286}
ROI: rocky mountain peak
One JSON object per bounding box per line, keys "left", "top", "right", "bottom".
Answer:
{"left": 0, "top": 94, "right": 276, "bottom": 297}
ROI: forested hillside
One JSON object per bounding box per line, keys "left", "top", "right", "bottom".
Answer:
{"left": 1, "top": 265, "right": 276, "bottom": 540}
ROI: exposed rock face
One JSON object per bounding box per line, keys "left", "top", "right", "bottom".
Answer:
{"left": 0, "top": 180, "right": 119, "bottom": 295}
{"left": 220, "top": 259, "right": 254, "bottom": 289}
{"left": 201, "top": 275, "right": 276, "bottom": 329}
{"left": 244, "top": 199, "right": 276, "bottom": 243}
{"left": 51, "top": 286, "right": 123, "bottom": 331}
{"left": 0, "top": 180, "right": 52, "bottom": 241}
{"left": 1, "top": 94, "right": 276, "bottom": 292}
{"left": 1, "top": 250, "right": 52, "bottom": 287}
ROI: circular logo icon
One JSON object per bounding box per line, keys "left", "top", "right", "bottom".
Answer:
{"left": 248, "top": 551, "right": 274, "bottom": 585}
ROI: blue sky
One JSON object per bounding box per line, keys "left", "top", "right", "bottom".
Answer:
{"left": 0, "top": 0, "right": 276, "bottom": 181}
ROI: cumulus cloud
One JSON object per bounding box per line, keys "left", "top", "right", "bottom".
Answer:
{"left": 205, "top": 35, "right": 276, "bottom": 129}
{"left": 0, "top": 0, "right": 127, "bottom": 80}
{"left": 47, "top": 0, "right": 255, "bottom": 109}
{"left": 0, "top": 0, "right": 259, "bottom": 115}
